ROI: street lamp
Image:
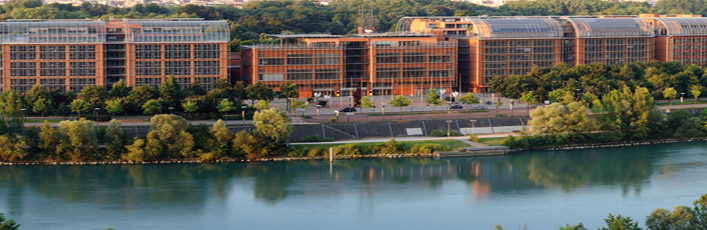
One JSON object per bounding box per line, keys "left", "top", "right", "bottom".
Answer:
{"left": 681, "top": 92, "right": 686, "bottom": 104}
{"left": 168, "top": 106, "right": 174, "bottom": 114}
{"left": 470, "top": 119, "right": 477, "bottom": 135}
{"left": 527, "top": 91, "right": 534, "bottom": 116}
{"left": 509, "top": 99, "right": 515, "bottom": 116}
{"left": 94, "top": 108, "right": 100, "bottom": 121}
{"left": 315, "top": 105, "right": 321, "bottom": 120}
{"left": 20, "top": 108, "right": 26, "bottom": 122}
{"left": 241, "top": 105, "right": 247, "bottom": 125}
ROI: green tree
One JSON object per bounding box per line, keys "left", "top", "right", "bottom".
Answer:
{"left": 254, "top": 100, "right": 270, "bottom": 110}
{"left": 105, "top": 98, "right": 124, "bottom": 116}
{"left": 128, "top": 86, "right": 157, "bottom": 110}
{"left": 663, "top": 87, "right": 678, "bottom": 106}
{"left": 599, "top": 213, "right": 641, "bottom": 230}
{"left": 25, "top": 85, "right": 50, "bottom": 110}
{"left": 217, "top": 99, "right": 235, "bottom": 116}
{"left": 103, "top": 119, "right": 127, "bottom": 160}
{"left": 0, "top": 90, "right": 24, "bottom": 116}
{"left": 690, "top": 85, "right": 702, "bottom": 102}
{"left": 70, "top": 98, "right": 91, "bottom": 118}
{"left": 529, "top": 102, "right": 597, "bottom": 135}
{"left": 182, "top": 100, "right": 199, "bottom": 119}
{"left": 600, "top": 86, "right": 656, "bottom": 139}
{"left": 459, "top": 93, "right": 480, "bottom": 105}
{"left": 279, "top": 81, "right": 299, "bottom": 111}
{"left": 391, "top": 95, "right": 411, "bottom": 112}
{"left": 38, "top": 121, "right": 59, "bottom": 160}
{"left": 253, "top": 108, "right": 292, "bottom": 144}
{"left": 290, "top": 99, "right": 306, "bottom": 116}
{"left": 122, "top": 138, "right": 147, "bottom": 162}
{"left": 159, "top": 76, "right": 182, "bottom": 106}
{"left": 109, "top": 79, "right": 131, "bottom": 98}
{"left": 246, "top": 82, "right": 274, "bottom": 104}
{"left": 143, "top": 114, "right": 195, "bottom": 159}
{"left": 0, "top": 135, "right": 27, "bottom": 162}
{"left": 0, "top": 212, "right": 19, "bottom": 230}
{"left": 32, "top": 97, "right": 50, "bottom": 118}
{"left": 360, "top": 96, "right": 374, "bottom": 113}
{"left": 426, "top": 88, "right": 442, "bottom": 106}
{"left": 694, "top": 194, "right": 707, "bottom": 229}
{"left": 80, "top": 85, "right": 108, "bottom": 108}
{"left": 202, "top": 119, "right": 231, "bottom": 161}
{"left": 559, "top": 223, "right": 587, "bottom": 230}
{"left": 142, "top": 99, "right": 163, "bottom": 115}
{"left": 57, "top": 119, "right": 97, "bottom": 161}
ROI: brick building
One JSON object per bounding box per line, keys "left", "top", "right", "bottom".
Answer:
{"left": 0, "top": 18, "right": 229, "bottom": 93}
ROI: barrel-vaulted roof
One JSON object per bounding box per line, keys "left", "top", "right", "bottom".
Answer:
{"left": 654, "top": 17, "right": 707, "bottom": 36}
{"left": 468, "top": 18, "right": 563, "bottom": 39}
{"left": 0, "top": 20, "right": 106, "bottom": 44}
{"left": 567, "top": 18, "right": 653, "bottom": 38}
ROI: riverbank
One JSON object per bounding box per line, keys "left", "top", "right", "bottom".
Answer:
{"left": 508, "top": 136, "right": 707, "bottom": 153}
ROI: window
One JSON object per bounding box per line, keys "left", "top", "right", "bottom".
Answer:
{"left": 403, "top": 52, "right": 425, "bottom": 63}
{"left": 430, "top": 70, "right": 450, "bottom": 78}
{"left": 430, "top": 56, "right": 451, "bottom": 63}
{"left": 165, "top": 44, "right": 191, "bottom": 59}
{"left": 10, "top": 79, "right": 35, "bottom": 93}
{"left": 315, "top": 69, "right": 339, "bottom": 80}
{"left": 40, "top": 62, "right": 66, "bottom": 77}
{"left": 376, "top": 67, "right": 398, "bottom": 79}
{"left": 195, "top": 61, "right": 220, "bottom": 75}
{"left": 135, "top": 45, "right": 162, "bottom": 59}
{"left": 194, "top": 44, "right": 220, "bottom": 59}
{"left": 259, "top": 58, "right": 284, "bottom": 65}
{"left": 376, "top": 53, "right": 399, "bottom": 64}
{"left": 10, "top": 46, "right": 36, "bottom": 60}
{"left": 165, "top": 61, "right": 191, "bottom": 76}
{"left": 195, "top": 77, "right": 217, "bottom": 91}
{"left": 40, "top": 46, "right": 66, "bottom": 60}
{"left": 69, "top": 45, "right": 96, "bottom": 60}
{"left": 135, "top": 78, "right": 162, "bottom": 88}
{"left": 287, "top": 69, "right": 312, "bottom": 80}
{"left": 70, "top": 62, "right": 96, "bottom": 76}
{"left": 69, "top": 78, "right": 96, "bottom": 93}
{"left": 403, "top": 67, "right": 425, "bottom": 78}
{"left": 10, "top": 62, "right": 36, "bottom": 77}
{"left": 136, "top": 61, "right": 162, "bottom": 76}
{"left": 40, "top": 79, "right": 66, "bottom": 93}
{"left": 259, "top": 73, "right": 284, "bottom": 81}
{"left": 287, "top": 54, "right": 312, "bottom": 65}
{"left": 315, "top": 53, "right": 339, "bottom": 65}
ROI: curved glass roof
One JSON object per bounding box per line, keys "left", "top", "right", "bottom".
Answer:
{"left": 124, "top": 20, "right": 229, "bottom": 43}
{"left": 654, "top": 17, "right": 707, "bottom": 36}
{"left": 469, "top": 18, "right": 563, "bottom": 39}
{"left": 0, "top": 21, "right": 106, "bottom": 44}
{"left": 567, "top": 18, "right": 653, "bottom": 38}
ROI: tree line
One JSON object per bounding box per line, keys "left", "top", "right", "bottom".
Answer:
{"left": 1, "top": 0, "right": 706, "bottom": 51}
{"left": 0, "top": 78, "right": 303, "bottom": 120}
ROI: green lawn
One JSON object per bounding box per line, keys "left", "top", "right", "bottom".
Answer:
{"left": 291, "top": 139, "right": 469, "bottom": 152}
{"left": 656, "top": 100, "right": 707, "bottom": 106}
{"left": 367, "top": 110, "right": 487, "bottom": 116}
{"left": 24, "top": 119, "right": 63, "bottom": 123}
{"left": 478, "top": 137, "right": 508, "bottom": 146}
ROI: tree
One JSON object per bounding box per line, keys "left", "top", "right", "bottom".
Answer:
{"left": 109, "top": 79, "right": 131, "bottom": 98}
{"left": 142, "top": 99, "right": 163, "bottom": 115}
{"left": 690, "top": 85, "right": 702, "bottom": 102}
{"left": 391, "top": 95, "right": 411, "bottom": 112}
{"left": 459, "top": 93, "right": 480, "bottom": 105}
{"left": 144, "top": 114, "right": 195, "bottom": 159}
{"left": 0, "top": 212, "right": 19, "bottom": 230}
{"left": 253, "top": 108, "right": 292, "bottom": 144}
{"left": 103, "top": 119, "right": 127, "bottom": 160}
{"left": 0, "top": 135, "right": 27, "bottom": 162}
{"left": 25, "top": 85, "right": 50, "bottom": 110}
{"left": 600, "top": 86, "right": 656, "bottom": 139}
{"left": 57, "top": 119, "right": 97, "bottom": 161}
{"left": 246, "top": 82, "right": 274, "bottom": 104}
{"left": 663, "top": 87, "right": 678, "bottom": 106}
{"left": 38, "top": 121, "right": 59, "bottom": 160}
{"left": 426, "top": 88, "right": 442, "bottom": 106}
{"left": 529, "top": 102, "right": 598, "bottom": 135}
{"left": 32, "top": 98, "right": 50, "bottom": 118}
{"left": 519, "top": 91, "right": 538, "bottom": 116}
{"left": 159, "top": 76, "right": 182, "bottom": 106}
{"left": 279, "top": 81, "right": 299, "bottom": 112}
{"left": 128, "top": 86, "right": 157, "bottom": 109}
{"left": 217, "top": 99, "right": 235, "bottom": 116}
{"left": 599, "top": 213, "right": 640, "bottom": 230}
{"left": 182, "top": 100, "right": 199, "bottom": 119}
{"left": 105, "top": 98, "right": 124, "bottom": 116}
{"left": 79, "top": 85, "right": 108, "bottom": 108}
{"left": 0, "top": 90, "right": 24, "bottom": 116}
{"left": 694, "top": 194, "right": 707, "bottom": 229}
{"left": 559, "top": 223, "right": 587, "bottom": 230}
{"left": 203, "top": 119, "right": 231, "bottom": 161}
{"left": 254, "top": 100, "right": 270, "bottom": 110}
{"left": 70, "top": 98, "right": 91, "bottom": 118}
{"left": 122, "top": 138, "right": 147, "bottom": 162}
{"left": 290, "top": 99, "right": 306, "bottom": 116}
{"left": 360, "top": 96, "right": 374, "bottom": 113}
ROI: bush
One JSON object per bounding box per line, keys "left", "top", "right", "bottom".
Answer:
{"left": 468, "top": 134, "right": 479, "bottom": 142}
{"left": 409, "top": 143, "right": 449, "bottom": 154}
{"left": 374, "top": 139, "right": 402, "bottom": 154}
{"left": 333, "top": 143, "right": 361, "bottom": 155}
{"left": 295, "top": 135, "right": 334, "bottom": 143}
{"left": 318, "top": 100, "right": 327, "bottom": 107}
{"left": 85, "top": 114, "right": 112, "bottom": 122}
{"left": 307, "top": 148, "right": 322, "bottom": 157}
{"left": 301, "top": 115, "right": 312, "bottom": 119}
{"left": 329, "top": 117, "right": 336, "bottom": 123}
{"left": 429, "top": 129, "right": 462, "bottom": 137}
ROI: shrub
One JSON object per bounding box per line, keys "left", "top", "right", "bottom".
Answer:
{"left": 468, "top": 134, "right": 479, "bottom": 142}
{"left": 429, "top": 129, "right": 462, "bottom": 137}
{"left": 374, "top": 139, "right": 401, "bottom": 154}
{"left": 295, "top": 135, "right": 334, "bottom": 142}
{"left": 329, "top": 117, "right": 336, "bottom": 123}
{"left": 409, "top": 143, "right": 449, "bottom": 154}
{"left": 307, "top": 148, "right": 322, "bottom": 157}
{"left": 333, "top": 143, "right": 361, "bottom": 155}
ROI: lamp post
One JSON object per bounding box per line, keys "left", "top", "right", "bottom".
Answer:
{"left": 470, "top": 119, "right": 477, "bottom": 135}
{"left": 94, "top": 108, "right": 100, "bottom": 121}
{"left": 168, "top": 106, "right": 174, "bottom": 114}
{"left": 315, "top": 105, "right": 321, "bottom": 120}
{"left": 20, "top": 108, "right": 26, "bottom": 122}
{"left": 381, "top": 103, "right": 386, "bottom": 120}
{"left": 681, "top": 92, "right": 686, "bottom": 104}
{"left": 527, "top": 90, "right": 534, "bottom": 116}
{"left": 509, "top": 99, "right": 515, "bottom": 116}
{"left": 241, "top": 105, "right": 247, "bottom": 125}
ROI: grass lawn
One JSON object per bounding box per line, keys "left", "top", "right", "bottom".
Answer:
{"left": 291, "top": 139, "right": 469, "bottom": 152}
{"left": 24, "top": 119, "right": 63, "bottom": 123}
{"left": 367, "top": 110, "right": 487, "bottom": 116}
{"left": 478, "top": 137, "right": 508, "bottom": 146}
{"left": 656, "top": 100, "right": 707, "bottom": 106}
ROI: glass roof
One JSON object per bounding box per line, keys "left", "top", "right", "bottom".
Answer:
{"left": 0, "top": 20, "right": 106, "bottom": 44}
{"left": 469, "top": 18, "right": 563, "bottom": 39}
{"left": 567, "top": 18, "right": 653, "bottom": 38}
{"left": 124, "top": 20, "right": 229, "bottom": 43}
{"left": 654, "top": 17, "right": 707, "bottom": 36}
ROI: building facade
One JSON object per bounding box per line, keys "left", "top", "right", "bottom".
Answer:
{"left": 0, "top": 18, "right": 229, "bottom": 93}
{"left": 241, "top": 34, "right": 457, "bottom": 98}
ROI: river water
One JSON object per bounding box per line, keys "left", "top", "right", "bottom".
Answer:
{"left": 1, "top": 142, "right": 706, "bottom": 229}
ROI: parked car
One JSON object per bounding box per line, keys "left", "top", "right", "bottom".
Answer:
{"left": 338, "top": 107, "right": 356, "bottom": 112}
{"left": 449, "top": 105, "right": 463, "bottom": 109}
{"left": 471, "top": 106, "right": 487, "bottom": 110}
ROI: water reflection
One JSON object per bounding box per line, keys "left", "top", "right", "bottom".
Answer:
{"left": 0, "top": 144, "right": 665, "bottom": 210}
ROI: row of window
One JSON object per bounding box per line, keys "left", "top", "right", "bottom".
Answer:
{"left": 258, "top": 53, "right": 339, "bottom": 66}
{"left": 135, "top": 44, "right": 221, "bottom": 59}
{"left": 9, "top": 45, "right": 97, "bottom": 60}
{"left": 135, "top": 61, "right": 221, "bottom": 76}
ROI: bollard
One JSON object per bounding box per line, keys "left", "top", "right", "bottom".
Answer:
{"left": 329, "top": 147, "right": 334, "bottom": 162}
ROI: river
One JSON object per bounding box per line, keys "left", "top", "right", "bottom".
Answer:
{"left": 1, "top": 142, "right": 706, "bottom": 229}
